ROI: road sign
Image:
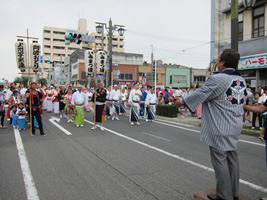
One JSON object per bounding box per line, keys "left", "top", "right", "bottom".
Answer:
{"left": 40, "top": 56, "right": 43, "bottom": 63}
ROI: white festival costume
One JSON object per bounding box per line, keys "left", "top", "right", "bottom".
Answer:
{"left": 128, "top": 89, "right": 142, "bottom": 123}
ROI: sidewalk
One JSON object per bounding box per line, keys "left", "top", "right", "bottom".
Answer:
{"left": 155, "top": 114, "right": 261, "bottom": 138}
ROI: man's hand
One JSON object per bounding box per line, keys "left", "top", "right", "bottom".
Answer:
{"left": 175, "top": 99, "right": 183, "bottom": 107}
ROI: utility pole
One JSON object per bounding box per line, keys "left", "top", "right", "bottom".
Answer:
{"left": 108, "top": 19, "right": 113, "bottom": 87}
{"left": 231, "top": 0, "right": 239, "bottom": 51}
{"left": 151, "top": 45, "right": 154, "bottom": 86}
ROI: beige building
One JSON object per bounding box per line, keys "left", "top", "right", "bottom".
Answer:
{"left": 211, "top": 0, "right": 267, "bottom": 88}
{"left": 191, "top": 68, "right": 210, "bottom": 87}
{"left": 42, "top": 18, "right": 124, "bottom": 79}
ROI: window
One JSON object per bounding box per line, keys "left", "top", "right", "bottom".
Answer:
{"left": 54, "top": 46, "right": 65, "bottom": 50}
{"left": 44, "top": 45, "right": 51, "bottom": 49}
{"left": 44, "top": 53, "right": 50, "bottom": 56}
{"left": 44, "top": 30, "right": 50, "bottom": 34}
{"left": 68, "top": 47, "right": 78, "bottom": 51}
{"left": 53, "top": 54, "right": 65, "bottom": 57}
{"left": 44, "top": 38, "right": 50, "bottom": 41}
{"left": 194, "top": 76, "right": 206, "bottom": 82}
{"left": 53, "top": 31, "right": 65, "bottom": 35}
{"left": 172, "top": 75, "right": 187, "bottom": 84}
{"left": 253, "top": 6, "right": 264, "bottom": 38}
{"left": 73, "top": 64, "right": 78, "bottom": 69}
{"left": 53, "top": 39, "right": 64, "bottom": 43}
{"left": 238, "top": 13, "right": 243, "bottom": 41}
{"left": 120, "top": 46, "right": 124, "bottom": 48}
{"left": 119, "top": 73, "right": 133, "bottom": 80}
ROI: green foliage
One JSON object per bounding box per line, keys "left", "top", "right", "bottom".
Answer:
{"left": 37, "top": 78, "right": 47, "bottom": 87}
{"left": 13, "top": 76, "right": 29, "bottom": 87}
{"left": 156, "top": 104, "right": 178, "bottom": 118}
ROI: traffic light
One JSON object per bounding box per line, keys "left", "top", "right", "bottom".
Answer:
{"left": 85, "top": 50, "right": 94, "bottom": 76}
{"left": 96, "top": 51, "right": 107, "bottom": 74}
{"left": 30, "top": 41, "right": 41, "bottom": 73}
{"left": 65, "top": 31, "right": 82, "bottom": 45}
{"left": 76, "top": 34, "right": 82, "bottom": 44}
{"left": 15, "top": 39, "right": 27, "bottom": 72}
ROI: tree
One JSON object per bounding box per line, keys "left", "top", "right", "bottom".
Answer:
{"left": 14, "top": 76, "right": 29, "bottom": 87}
{"left": 37, "top": 78, "right": 47, "bottom": 87}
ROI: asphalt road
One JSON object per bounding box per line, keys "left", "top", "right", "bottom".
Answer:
{"left": 0, "top": 112, "right": 266, "bottom": 200}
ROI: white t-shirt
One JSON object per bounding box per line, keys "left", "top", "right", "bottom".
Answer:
{"left": 259, "top": 94, "right": 267, "bottom": 114}
{"left": 110, "top": 90, "right": 121, "bottom": 101}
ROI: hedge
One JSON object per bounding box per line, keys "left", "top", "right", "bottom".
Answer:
{"left": 156, "top": 104, "right": 178, "bottom": 118}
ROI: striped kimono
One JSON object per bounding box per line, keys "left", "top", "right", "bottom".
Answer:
{"left": 183, "top": 69, "right": 247, "bottom": 199}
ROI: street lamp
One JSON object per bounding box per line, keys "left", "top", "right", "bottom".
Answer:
{"left": 242, "top": 0, "right": 256, "bottom": 9}
{"left": 96, "top": 25, "right": 103, "bottom": 34}
{"left": 95, "top": 19, "right": 126, "bottom": 87}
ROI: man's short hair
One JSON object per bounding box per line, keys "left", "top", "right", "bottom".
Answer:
{"left": 219, "top": 48, "right": 240, "bottom": 69}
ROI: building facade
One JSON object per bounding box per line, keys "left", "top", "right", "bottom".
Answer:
{"left": 111, "top": 52, "right": 143, "bottom": 86}
{"left": 166, "top": 65, "right": 191, "bottom": 88}
{"left": 138, "top": 60, "right": 166, "bottom": 87}
{"left": 211, "top": 0, "right": 267, "bottom": 89}
{"left": 191, "top": 68, "right": 210, "bottom": 87}
{"left": 42, "top": 18, "right": 125, "bottom": 79}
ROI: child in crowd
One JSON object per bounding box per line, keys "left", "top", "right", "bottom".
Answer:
{"left": 16, "top": 103, "right": 27, "bottom": 131}
{"left": 11, "top": 106, "right": 18, "bottom": 128}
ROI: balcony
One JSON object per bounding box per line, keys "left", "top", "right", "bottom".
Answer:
{"left": 52, "top": 49, "right": 66, "bottom": 54}
{"left": 43, "top": 33, "right": 51, "bottom": 38}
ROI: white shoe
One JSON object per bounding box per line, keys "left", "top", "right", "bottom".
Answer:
{"left": 115, "top": 117, "right": 119, "bottom": 121}
{"left": 91, "top": 126, "right": 97, "bottom": 130}
{"left": 80, "top": 125, "right": 84, "bottom": 128}
{"left": 100, "top": 126, "right": 104, "bottom": 131}
{"left": 251, "top": 127, "right": 255, "bottom": 129}
{"left": 130, "top": 122, "right": 134, "bottom": 126}
{"left": 76, "top": 125, "right": 80, "bottom": 128}
{"left": 70, "top": 120, "right": 73, "bottom": 123}
{"left": 136, "top": 122, "right": 140, "bottom": 125}
{"left": 146, "top": 119, "right": 148, "bottom": 122}
{"left": 112, "top": 117, "right": 115, "bottom": 120}
{"left": 60, "top": 115, "right": 62, "bottom": 119}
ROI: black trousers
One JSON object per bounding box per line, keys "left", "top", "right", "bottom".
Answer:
{"left": 28, "top": 108, "right": 44, "bottom": 134}
{"left": 252, "top": 113, "right": 262, "bottom": 127}
{"left": 0, "top": 111, "right": 5, "bottom": 126}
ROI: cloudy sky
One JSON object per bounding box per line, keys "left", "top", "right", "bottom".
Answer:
{"left": 0, "top": 0, "right": 211, "bottom": 82}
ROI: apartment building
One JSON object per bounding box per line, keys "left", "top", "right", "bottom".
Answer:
{"left": 42, "top": 18, "right": 125, "bottom": 79}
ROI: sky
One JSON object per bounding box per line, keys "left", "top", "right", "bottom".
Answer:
{"left": 0, "top": 0, "right": 211, "bottom": 82}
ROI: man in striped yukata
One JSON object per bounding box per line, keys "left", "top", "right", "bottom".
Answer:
{"left": 176, "top": 49, "right": 247, "bottom": 200}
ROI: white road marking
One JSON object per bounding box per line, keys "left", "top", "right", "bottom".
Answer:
{"left": 13, "top": 128, "right": 40, "bottom": 200}
{"left": 142, "top": 132, "right": 171, "bottom": 142}
{"left": 151, "top": 119, "right": 265, "bottom": 147}
{"left": 156, "top": 118, "right": 194, "bottom": 127}
{"left": 49, "top": 117, "right": 72, "bottom": 135}
{"left": 84, "top": 119, "right": 267, "bottom": 194}
{"left": 153, "top": 120, "right": 200, "bottom": 133}
{"left": 239, "top": 140, "right": 265, "bottom": 147}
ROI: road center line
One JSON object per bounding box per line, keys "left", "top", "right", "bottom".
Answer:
{"left": 152, "top": 119, "right": 265, "bottom": 147}
{"left": 142, "top": 132, "right": 171, "bottom": 142}
{"left": 13, "top": 128, "right": 40, "bottom": 200}
{"left": 84, "top": 119, "right": 267, "bottom": 194}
